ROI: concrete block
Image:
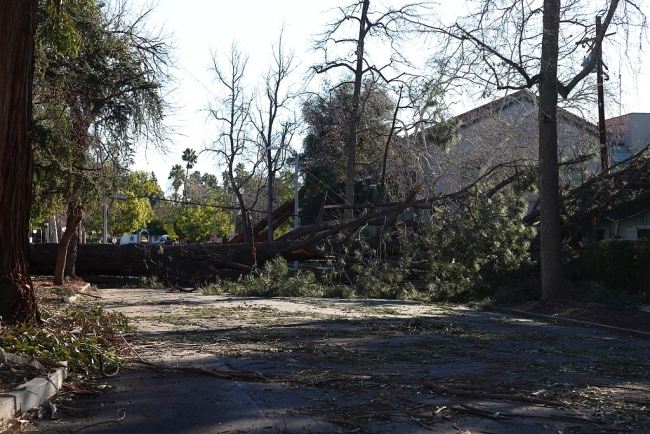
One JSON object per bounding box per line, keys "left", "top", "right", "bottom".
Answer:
{"left": 0, "top": 396, "right": 16, "bottom": 420}
{"left": 0, "top": 366, "right": 67, "bottom": 420}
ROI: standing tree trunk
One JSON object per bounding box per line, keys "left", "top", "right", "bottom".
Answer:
{"left": 344, "top": 0, "right": 370, "bottom": 219}
{"left": 245, "top": 210, "right": 257, "bottom": 267}
{"left": 538, "top": 0, "right": 563, "bottom": 300}
{"left": 378, "top": 86, "right": 403, "bottom": 204}
{"left": 267, "top": 150, "right": 274, "bottom": 242}
{"left": 64, "top": 225, "right": 80, "bottom": 279}
{"left": 0, "top": 0, "right": 40, "bottom": 324}
{"left": 53, "top": 203, "right": 83, "bottom": 285}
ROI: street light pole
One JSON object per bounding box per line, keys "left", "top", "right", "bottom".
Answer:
{"left": 102, "top": 203, "right": 108, "bottom": 244}
{"left": 102, "top": 194, "right": 129, "bottom": 244}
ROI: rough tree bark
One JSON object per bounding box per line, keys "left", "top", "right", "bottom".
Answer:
{"left": 64, "top": 222, "right": 80, "bottom": 279}
{"left": 0, "top": 0, "right": 40, "bottom": 324}
{"left": 53, "top": 203, "right": 83, "bottom": 285}
{"left": 538, "top": 0, "right": 563, "bottom": 300}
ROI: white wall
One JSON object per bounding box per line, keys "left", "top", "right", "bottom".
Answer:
{"left": 428, "top": 95, "right": 599, "bottom": 194}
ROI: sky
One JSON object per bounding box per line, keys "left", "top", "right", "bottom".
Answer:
{"left": 131, "top": 0, "right": 650, "bottom": 192}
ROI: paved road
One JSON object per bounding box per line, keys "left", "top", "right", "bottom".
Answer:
{"left": 38, "top": 288, "right": 650, "bottom": 433}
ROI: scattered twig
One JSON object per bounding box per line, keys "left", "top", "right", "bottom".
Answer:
{"left": 68, "top": 290, "right": 102, "bottom": 299}
{"left": 448, "top": 403, "right": 603, "bottom": 426}
{"left": 423, "top": 382, "right": 564, "bottom": 407}
{"left": 456, "top": 404, "right": 510, "bottom": 420}
{"left": 73, "top": 408, "right": 126, "bottom": 432}
{"left": 120, "top": 334, "right": 268, "bottom": 382}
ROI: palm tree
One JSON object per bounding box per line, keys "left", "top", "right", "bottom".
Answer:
{"left": 181, "top": 148, "right": 198, "bottom": 201}
{"left": 168, "top": 164, "right": 184, "bottom": 202}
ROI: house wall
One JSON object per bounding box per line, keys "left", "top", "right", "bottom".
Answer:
{"left": 429, "top": 95, "right": 599, "bottom": 194}
{"left": 602, "top": 210, "right": 650, "bottom": 240}
{"left": 607, "top": 113, "right": 650, "bottom": 165}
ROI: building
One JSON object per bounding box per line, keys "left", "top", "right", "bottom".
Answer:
{"left": 427, "top": 90, "right": 600, "bottom": 197}
{"left": 598, "top": 112, "right": 650, "bottom": 240}
{"left": 424, "top": 92, "right": 650, "bottom": 241}
{"left": 607, "top": 112, "right": 650, "bottom": 164}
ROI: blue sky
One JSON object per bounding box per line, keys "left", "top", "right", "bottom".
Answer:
{"left": 131, "top": 0, "right": 650, "bottom": 191}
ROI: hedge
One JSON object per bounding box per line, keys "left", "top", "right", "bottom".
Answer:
{"left": 581, "top": 240, "right": 650, "bottom": 296}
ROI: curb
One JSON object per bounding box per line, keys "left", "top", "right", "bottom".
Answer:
{"left": 0, "top": 365, "right": 67, "bottom": 420}
{"left": 486, "top": 306, "right": 650, "bottom": 339}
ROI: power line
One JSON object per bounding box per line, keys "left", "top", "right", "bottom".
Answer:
{"left": 303, "top": 169, "right": 346, "bottom": 203}
{"left": 129, "top": 195, "right": 291, "bottom": 217}
{"left": 303, "top": 169, "right": 380, "bottom": 210}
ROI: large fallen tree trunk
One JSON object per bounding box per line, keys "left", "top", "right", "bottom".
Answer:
{"left": 30, "top": 186, "right": 422, "bottom": 284}
{"left": 30, "top": 242, "right": 323, "bottom": 284}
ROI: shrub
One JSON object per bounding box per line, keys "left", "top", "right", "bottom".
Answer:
{"left": 580, "top": 240, "right": 650, "bottom": 301}
{"left": 406, "top": 192, "right": 536, "bottom": 301}
{"left": 203, "top": 257, "right": 328, "bottom": 298}
{"left": 204, "top": 193, "right": 536, "bottom": 303}
{"left": 348, "top": 241, "right": 418, "bottom": 300}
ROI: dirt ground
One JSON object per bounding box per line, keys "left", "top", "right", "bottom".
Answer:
{"left": 37, "top": 287, "right": 650, "bottom": 433}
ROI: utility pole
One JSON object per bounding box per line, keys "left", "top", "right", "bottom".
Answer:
{"left": 596, "top": 15, "right": 609, "bottom": 173}
{"left": 292, "top": 153, "right": 300, "bottom": 271}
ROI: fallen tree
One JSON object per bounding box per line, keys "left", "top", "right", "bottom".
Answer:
{"left": 30, "top": 186, "right": 422, "bottom": 284}
{"left": 30, "top": 242, "right": 311, "bottom": 284}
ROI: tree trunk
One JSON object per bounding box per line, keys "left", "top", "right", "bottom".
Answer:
{"left": 64, "top": 225, "right": 79, "bottom": 278}
{"left": 0, "top": 0, "right": 39, "bottom": 324}
{"left": 378, "top": 86, "right": 403, "bottom": 204}
{"left": 30, "top": 242, "right": 306, "bottom": 283}
{"left": 245, "top": 210, "right": 257, "bottom": 267}
{"left": 267, "top": 150, "right": 274, "bottom": 242}
{"left": 53, "top": 203, "right": 83, "bottom": 286}
{"left": 344, "top": 0, "right": 370, "bottom": 219}
{"left": 538, "top": 0, "right": 563, "bottom": 300}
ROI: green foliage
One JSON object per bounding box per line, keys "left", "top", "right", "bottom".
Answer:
{"left": 173, "top": 205, "right": 232, "bottom": 242}
{"left": 405, "top": 192, "right": 535, "bottom": 301}
{"left": 0, "top": 304, "right": 129, "bottom": 373}
{"left": 38, "top": 0, "right": 97, "bottom": 57}
{"left": 31, "top": 0, "right": 170, "bottom": 227}
{"left": 182, "top": 148, "right": 198, "bottom": 171}
{"left": 580, "top": 240, "right": 650, "bottom": 301}
{"left": 300, "top": 80, "right": 393, "bottom": 222}
{"left": 203, "top": 193, "right": 534, "bottom": 303}
{"left": 347, "top": 241, "right": 418, "bottom": 300}
{"left": 168, "top": 164, "right": 184, "bottom": 197}
{"left": 108, "top": 171, "right": 161, "bottom": 236}
{"left": 203, "top": 257, "right": 332, "bottom": 298}
{"left": 111, "top": 198, "right": 153, "bottom": 236}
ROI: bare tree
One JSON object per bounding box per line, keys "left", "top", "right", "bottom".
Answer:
{"left": 207, "top": 44, "right": 262, "bottom": 252}
{"left": 253, "top": 33, "right": 298, "bottom": 242}
{"left": 379, "top": 76, "right": 458, "bottom": 201}
{"left": 421, "top": 0, "right": 646, "bottom": 300}
{"left": 313, "top": 0, "right": 428, "bottom": 218}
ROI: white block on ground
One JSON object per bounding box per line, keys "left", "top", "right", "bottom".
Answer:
{"left": 0, "top": 366, "right": 67, "bottom": 420}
